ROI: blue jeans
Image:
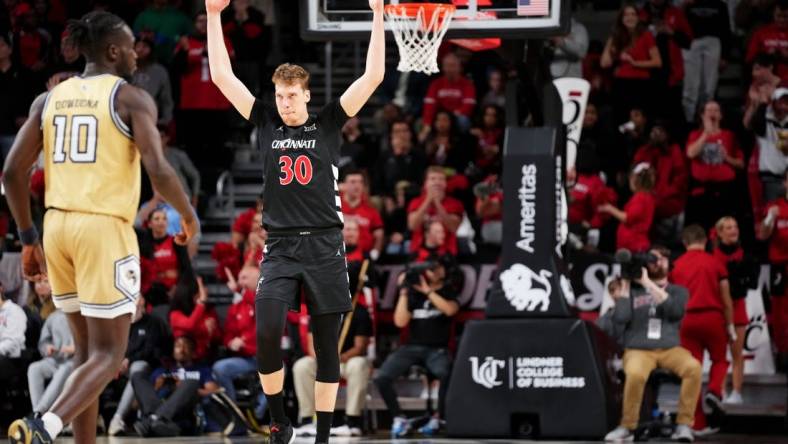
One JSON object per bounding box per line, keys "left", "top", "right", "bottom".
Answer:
{"left": 212, "top": 356, "right": 257, "bottom": 401}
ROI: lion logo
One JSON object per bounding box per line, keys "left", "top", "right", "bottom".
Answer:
{"left": 499, "top": 264, "right": 552, "bottom": 312}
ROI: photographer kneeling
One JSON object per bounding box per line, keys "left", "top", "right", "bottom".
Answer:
{"left": 374, "top": 259, "right": 459, "bottom": 438}
{"left": 605, "top": 247, "right": 701, "bottom": 443}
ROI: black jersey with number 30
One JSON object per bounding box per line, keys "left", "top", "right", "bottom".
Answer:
{"left": 249, "top": 100, "right": 348, "bottom": 231}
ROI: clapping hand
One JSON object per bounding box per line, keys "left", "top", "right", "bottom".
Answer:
{"left": 229, "top": 337, "right": 245, "bottom": 352}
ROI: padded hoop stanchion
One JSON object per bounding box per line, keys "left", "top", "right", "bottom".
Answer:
{"left": 384, "top": 3, "right": 455, "bottom": 74}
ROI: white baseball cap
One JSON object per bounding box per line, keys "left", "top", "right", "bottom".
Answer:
{"left": 772, "top": 87, "right": 788, "bottom": 101}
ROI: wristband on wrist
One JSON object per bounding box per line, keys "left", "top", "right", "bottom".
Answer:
{"left": 18, "top": 226, "right": 40, "bottom": 246}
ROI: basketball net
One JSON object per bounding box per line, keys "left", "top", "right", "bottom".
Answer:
{"left": 385, "top": 3, "right": 455, "bottom": 75}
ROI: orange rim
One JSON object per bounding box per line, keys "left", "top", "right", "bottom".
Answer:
{"left": 384, "top": 3, "right": 456, "bottom": 17}
{"left": 385, "top": 3, "right": 455, "bottom": 31}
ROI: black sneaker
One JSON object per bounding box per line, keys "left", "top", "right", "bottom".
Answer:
{"left": 704, "top": 392, "right": 725, "bottom": 427}
{"left": 8, "top": 415, "right": 54, "bottom": 444}
{"left": 149, "top": 417, "right": 180, "bottom": 437}
{"left": 133, "top": 417, "right": 153, "bottom": 437}
{"left": 704, "top": 392, "right": 725, "bottom": 415}
{"left": 269, "top": 421, "right": 295, "bottom": 444}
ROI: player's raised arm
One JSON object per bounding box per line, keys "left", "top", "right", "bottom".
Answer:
{"left": 118, "top": 84, "right": 199, "bottom": 245}
{"left": 2, "top": 93, "right": 48, "bottom": 280}
{"left": 340, "top": 0, "right": 385, "bottom": 117}
{"left": 206, "top": 0, "right": 255, "bottom": 119}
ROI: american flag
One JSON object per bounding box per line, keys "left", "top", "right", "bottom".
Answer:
{"left": 517, "top": 0, "right": 549, "bottom": 16}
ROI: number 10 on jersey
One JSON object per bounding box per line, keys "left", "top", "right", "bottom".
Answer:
{"left": 52, "top": 115, "right": 98, "bottom": 163}
{"left": 279, "top": 155, "right": 313, "bottom": 185}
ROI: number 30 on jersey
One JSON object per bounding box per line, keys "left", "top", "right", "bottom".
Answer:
{"left": 279, "top": 155, "right": 313, "bottom": 185}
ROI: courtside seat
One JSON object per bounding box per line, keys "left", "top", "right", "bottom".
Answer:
{"left": 635, "top": 368, "right": 681, "bottom": 440}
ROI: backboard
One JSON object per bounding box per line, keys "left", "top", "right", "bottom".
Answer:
{"left": 300, "top": 0, "right": 570, "bottom": 40}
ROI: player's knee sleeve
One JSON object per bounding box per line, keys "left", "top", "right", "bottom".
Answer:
{"left": 311, "top": 313, "right": 342, "bottom": 383}
{"left": 256, "top": 298, "right": 289, "bottom": 375}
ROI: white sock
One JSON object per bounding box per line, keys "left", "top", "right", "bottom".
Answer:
{"left": 41, "top": 412, "right": 63, "bottom": 439}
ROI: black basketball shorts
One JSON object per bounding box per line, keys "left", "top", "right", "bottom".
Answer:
{"left": 256, "top": 228, "right": 352, "bottom": 315}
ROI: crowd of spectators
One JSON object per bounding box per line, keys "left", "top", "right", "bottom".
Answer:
{"left": 0, "top": 0, "right": 787, "bottom": 440}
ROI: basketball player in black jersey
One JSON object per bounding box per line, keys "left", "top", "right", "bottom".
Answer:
{"left": 206, "top": 0, "right": 384, "bottom": 443}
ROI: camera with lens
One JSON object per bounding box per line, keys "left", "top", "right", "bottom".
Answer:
{"left": 404, "top": 261, "right": 438, "bottom": 286}
{"left": 615, "top": 249, "right": 658, "bottom": 280}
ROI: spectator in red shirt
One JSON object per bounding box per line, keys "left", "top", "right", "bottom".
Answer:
{"left": 420, "top": 52, "right": 476, "bottom": 133}
{"left": 412, "top": 221, "right": 451, "bottom": 263}
{"left": 746, "top": 1, "right": 788, "bottom": 82}
{"left": 212, "top": 264, "right": 260, "bottom": 403}
{"left": 598, "top": 163, "right": 656, "bottom": 253}
{"left": 759, "top": 168, "right": 788, "bottom": 356}
{"left": 407, "top": 167, "right": 464, "bottom": 255}
{"left": 12, "top": 3, "right": 52, "bottom": 75}
{"left": 221, "top": 0, "right": 267, "bottom": 94}
{"left": 638, "top": 0, "right": 693, "bottom": 125}
{"left": 569, "top": 149, "right": 617, "bottom": 249}
{"left": 712, "top": 216, "right": 751, "bottom": 405}
{"left": 232, "top": 194, "right": 263, "bottom": 247}
{"left": 243, "top": 211, "right": 266, "bottom": 267}
{"left": 671, "top": 225, "right": 735, "bottom": 433}
{"left": 213, "top": 196, "right": 263, "bottom": 282}
{"left": 173, "top": 11, "right": 234, "bottom": 184}
{"left": 632, "top": 122, "right": 688, "bottom": 247}
{"left": 341, "top": 171, "right": 384, "bottom": 258}
{"left": 685, "top": 100, "right": 744, "bottom": 230}
{"left": 601, "top": 4, "right": 662, "bottom": 125}
{"left": 136, "top": 207, "right": 192, "bottom": 304}
{"left": 343, "top": 218, "right": 365, "bottom": 263}
{"left": 169, "top": 277, "right": 222, "bottom": 363}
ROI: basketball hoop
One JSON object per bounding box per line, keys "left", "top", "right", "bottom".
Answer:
{"left": 385, "top": 3, "right": 455, "bottom": 75}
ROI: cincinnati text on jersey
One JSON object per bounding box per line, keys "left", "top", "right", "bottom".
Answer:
{"left": 271, "top": 138, "right": 317, "bottom": 149}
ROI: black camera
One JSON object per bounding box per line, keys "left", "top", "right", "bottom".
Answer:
{"left": 615, "top": 249, "right": 658, "bottom": 280}
{"left": 405, "top": 261, "right": 438, "bottom": 286}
